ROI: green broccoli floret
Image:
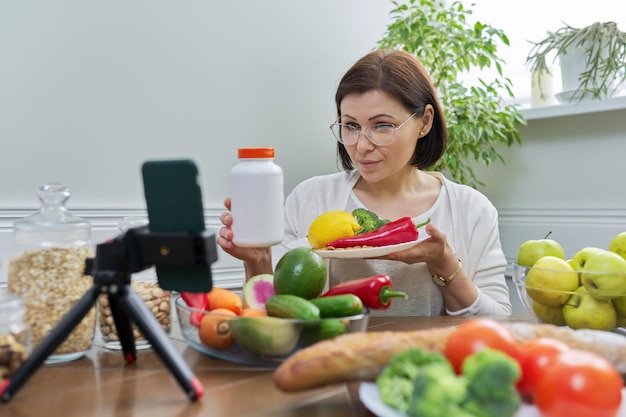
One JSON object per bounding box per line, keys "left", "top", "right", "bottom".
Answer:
{"left": 407, "top": 362, "right": 468, "bottom": 417}
{"left": 351, "top": 208, "right": 390, "bottom": 234}
{"left": 376, "top": 348, "right": 448, "bottom": 412}
{"left": 460, "top": 348, "right": 522, "bottom": 417}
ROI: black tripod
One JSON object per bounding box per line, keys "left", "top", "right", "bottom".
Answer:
{"left": 0, "top": 225, "right": 217, "bottom": 403}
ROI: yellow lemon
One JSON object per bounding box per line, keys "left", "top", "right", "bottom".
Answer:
{"left": 307, "top": 210, "right": 360, "bottom": 249}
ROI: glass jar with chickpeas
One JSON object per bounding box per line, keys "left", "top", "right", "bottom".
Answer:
{"left": 7, "top": 183, "right": 95, "bottom": 364}
{"left": 97, "top": 217, "right": 171, "bottom": 350}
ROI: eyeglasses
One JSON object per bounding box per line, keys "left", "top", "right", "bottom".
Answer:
{"left": 329, "top": 113, "right": 416, "bottom": 147}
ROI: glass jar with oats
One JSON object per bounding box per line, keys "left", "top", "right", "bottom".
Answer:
{"left": 7, "top": 183, "right": 95, "bottom": 364}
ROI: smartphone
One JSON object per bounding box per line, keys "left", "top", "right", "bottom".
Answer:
{"left": 141, "top": 159, "right": 215, "bottom": 292}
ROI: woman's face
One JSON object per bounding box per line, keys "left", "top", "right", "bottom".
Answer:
{"left": 338, "top": 90, "right": 422, "bottom": 183}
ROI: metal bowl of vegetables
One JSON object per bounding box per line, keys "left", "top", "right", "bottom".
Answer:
{"left": 175, "top": 291, "right": 370, "bottom": 367}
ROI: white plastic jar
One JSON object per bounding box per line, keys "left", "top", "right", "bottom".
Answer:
{"left": 230, "top": 148, "right": 284, "bottom": 247}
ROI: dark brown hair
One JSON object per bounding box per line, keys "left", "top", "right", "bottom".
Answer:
{"left": 335, "top": 49, "right": 447, "bottom": 171}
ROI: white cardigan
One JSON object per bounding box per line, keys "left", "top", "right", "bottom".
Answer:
{"left": 272, "top": 170, "right": 512, "bottom": 316}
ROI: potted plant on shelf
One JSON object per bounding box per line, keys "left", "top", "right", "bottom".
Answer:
{"left": 526, "top": 21, "right": 626, "bottom": 103}
{"left": 378, "top": 0, "right": 525, "bottom": 188}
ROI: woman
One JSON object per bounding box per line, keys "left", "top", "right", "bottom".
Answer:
{"left": 218, "top": 50, "right": 511, "bottom": 316}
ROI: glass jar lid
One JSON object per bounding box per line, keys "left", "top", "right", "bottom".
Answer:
{"left": 14, "top": 183, "right": 90, "bottom": 232}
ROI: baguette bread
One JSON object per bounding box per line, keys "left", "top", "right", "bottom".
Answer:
{"left": 274, "top": 322, "right": 626, "bottom": 392}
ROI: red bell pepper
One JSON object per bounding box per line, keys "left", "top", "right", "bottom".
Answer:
{"left": 321, "top": 275, "right": 407, "bottom": 309}
{"left": 180, "top": 291, "right": 208, "bottom": 328}
{"left": 326, "top": 217, "right": 430, "bottom": 249}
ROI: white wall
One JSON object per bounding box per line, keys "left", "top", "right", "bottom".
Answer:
{"left": 0, "top": 0, "right": 393, "bottom": 284}
{"left": 0, "top": 1, "right": 392, "bottom": 209}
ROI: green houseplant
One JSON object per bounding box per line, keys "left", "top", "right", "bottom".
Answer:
{"left": 378, "top": 0, "right": 525, "bottom": 188}
{"left": 526, "top": 21, "right": 626, "bottom": 102}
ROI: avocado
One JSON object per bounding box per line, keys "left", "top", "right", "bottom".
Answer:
{"left": 229, "top": 316, "right": 302, "bottom": 356}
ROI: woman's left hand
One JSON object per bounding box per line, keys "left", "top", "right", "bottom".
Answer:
{"left": 380, "top": 222, "right": 478, "bottom": 311}
{"left": 381, "top": 222, "right": 455, "bottom": 270}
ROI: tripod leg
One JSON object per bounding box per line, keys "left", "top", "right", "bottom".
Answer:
{"left": 107, "top": 288, "right": 137, "bottom": 363}
{"left": 0, "top": 285, "right": 101, "bottom": 403}
{"left": 122, "top": 289, "right": 204, "bottom": 401}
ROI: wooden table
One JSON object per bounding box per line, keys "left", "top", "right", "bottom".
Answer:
{"left": 0, "top": 315, "right": 533, "bottom": 417}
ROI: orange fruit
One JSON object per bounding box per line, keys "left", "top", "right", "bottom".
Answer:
{"left": 206, "top": 287, "right": 243, "bottom": 314}
{"left": 198, "top": 308, "right": 236, "bottom": 349}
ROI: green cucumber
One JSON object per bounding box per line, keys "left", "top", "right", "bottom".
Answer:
{"left": 309, "top": 294, "right": 364, "bottom": 318}
{"left": 299, "top": 319, "right": 349, "bottom": 346}
{"left": 265, "top": 294, "right": 321, "bottom": 320}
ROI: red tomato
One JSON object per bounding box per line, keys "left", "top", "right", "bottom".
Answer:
{"left": 534, "top": 349, "right": 623, "bottom": 417}
{"left": 517, "top": 338, "right": 570, "bottom": 401}
{"left": 444, "top": 318, "right": 522, "bottom": 374}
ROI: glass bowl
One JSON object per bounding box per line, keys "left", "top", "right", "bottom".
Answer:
{"left": 174, "top": 295, "right": 370, "bottom": 367}
{"left": 512, "top": 263, "right": 626, "bottom": 331}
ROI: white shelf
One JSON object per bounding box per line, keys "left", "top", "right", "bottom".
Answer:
{"left": 519, "top": 95, "right": 626, "bottom": 121}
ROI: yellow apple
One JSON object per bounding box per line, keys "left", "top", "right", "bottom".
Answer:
{"left": 569, "top": 247, "right": 605, "bottom": 270}
{"left": 525, "top": 256, "right": 579, "bottom": 306}
{"left": 562, "top": 286, "right": 617, "bottom": 331}
{"left": 613, "top": 295, "right": 626, "bottom": 317}
{"left": 608, "top": 231, "right": 626, "bottom": 261}
{"left": 517, "top": 238, "right": 565, "bottom": 267}
{"left": 580, "top": 250, "right": 626, "bottom": 299}
{"left": 531, "top": 300, "right": 566, "bottom": 326}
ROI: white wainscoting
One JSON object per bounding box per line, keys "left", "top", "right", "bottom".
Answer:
{"left": 498, "top": 208, "right": 626, "bottom": 266}
{"left": 0, "top": 208, "right": 245, "bottom": 290}
{"left": 2, "top": 207, "right": 624, "bottom": 316}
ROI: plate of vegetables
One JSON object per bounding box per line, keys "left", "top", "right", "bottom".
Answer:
{"left": 360, "top": 318, "right": 626, "bottom": 417}
{"left": 359, "top": 383, "right": 626, "bottom": 417}
{"left": 314, "top": 216, "right": 430, "bottom": 259}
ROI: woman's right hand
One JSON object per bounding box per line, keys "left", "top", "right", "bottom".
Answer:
{"left": 217, "top": 197, "right": 273, "bottom": 277}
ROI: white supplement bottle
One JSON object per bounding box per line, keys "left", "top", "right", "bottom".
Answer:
{"left": 230, "top": 148, "right": 284, "bottom": 247}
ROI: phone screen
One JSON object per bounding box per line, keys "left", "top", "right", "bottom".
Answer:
{"left": 141, "top": 159, "right": 214, "bottom": 292}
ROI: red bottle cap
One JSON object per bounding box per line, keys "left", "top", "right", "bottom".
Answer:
{"left": 238, "top": 148, "right": 275, "bottom": 159}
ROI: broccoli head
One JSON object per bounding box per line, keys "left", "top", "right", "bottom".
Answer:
{"left": 460, "top": 348, "right": 522, "bottom": 417}
{"left": 351, "top": 208, "right": 389, "bottom": 234}
{"left": 376, "top": 348, "right": 449, "bottom": 412}
{"left": 407, "top": 362, "right": 468, "bottom": 417}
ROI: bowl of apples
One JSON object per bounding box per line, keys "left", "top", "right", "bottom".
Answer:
{"left": 513, "top": 232, "right": 626, "bottom": 332}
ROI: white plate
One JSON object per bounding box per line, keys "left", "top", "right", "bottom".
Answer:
{"left": 359, "top": 382, "right": 626, "bottom": 417}
{"left": 315, "top": 239, "right": 424, "bottom": 259}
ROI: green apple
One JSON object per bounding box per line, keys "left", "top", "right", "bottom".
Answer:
{"left": 580, "top": 250, "right": 626, "bottom": 299}
{"left": 569, "top": 247, "right": 605, "bottom": 270}
{"left": 562, "top": 286, "right": 617, "bottom": 331}
{"left": 525, "top": 256, "right": 579, "bottom": 306}
{"left": 613, "top": 295, "right": 626, "bottom": 317}
{"left": 517, "top": 238, "right": 565, "bottom": 267}
{"left": 531, "top": 300, "right": 566, "bottom": 326}
{"left": 608, "top": 231, "right": 626, "bottom": 261}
